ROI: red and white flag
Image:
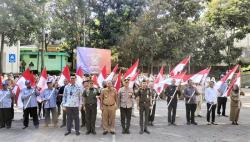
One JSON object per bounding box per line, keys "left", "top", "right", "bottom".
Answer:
{"left": 153, "top": 66, "right": 165, "bottom": 95}
{"left": 124, "top": 59, "right": 139, "bottom": 79}
{"left": 37, "top": 68, "right": 48, "bottom": 92}
{"left": 215, "top": 64, "right": 239, "bottom": 90}
{"left": 92, "top": 75, "right": 99, "bottom": 88}
{"left": 97, "top": 66, "right": 107, "bottom": 88}
{"left": 129, "top": 71, "right": 140, "bottom": 88}
{"left": 76, "top": 67, "right": 85, "bottom": 87}
{"left": 106, "top": 64, "right": 118, "bottom": 81}
{"left": 58, "top": 66, "right": 71, "bottom": 87}
{"left": 114, "top": 72, "right": 122, "bottom": 91}
{"left": 169, "top": 56, "right": 190, "bottom": 76}
{"left": 185, "top": 67, "right": 211, "bottom": 84}
{"left": 226, "top": 71, "right": 241, "bottom": 96}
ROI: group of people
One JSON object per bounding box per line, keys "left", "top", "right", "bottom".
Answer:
{"left": 0, "top": 73, "right": 243, "bottom": 136}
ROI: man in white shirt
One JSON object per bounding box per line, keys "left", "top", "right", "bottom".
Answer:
{"left": 205, "top": 81, "right": 218, "bottom": 125}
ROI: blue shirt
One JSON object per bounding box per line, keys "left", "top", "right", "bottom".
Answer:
{"left": 21, "top": 88, "right": 39, "bottom": 108}
{"left": 41, "top": 88, "right": 58, "bottom": 108}
{"left": 62, "top": 84, "right": 82, "bottom": 107}
{"left": 0, "top": 90, "right": 12, "bottom": 108}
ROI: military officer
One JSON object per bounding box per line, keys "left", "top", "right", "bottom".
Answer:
{"left": 83, "top": 80, "right": 99, "bottom": 135}
{"left": 41, "top": 80, "right": 58, "bottom": 127}
{"left": 136, "top": 80, "right": 152, "bottom": 134}
{"left": 0, "top": 81, "right": 14, "bottom": 129}
{"left": 148, "top": 82, "right": 157, "bottom": 126}
{"left": 63, "top": 76, "right": 82, "bottom": 136}
{"left": 118, "top": 79, "right": 134, "bottom": 134}
{"left": 21, "top": 80, "right": 40, "bottom": 129}
{"left": 100, "top": 80, "right": 118, "bottom": 135}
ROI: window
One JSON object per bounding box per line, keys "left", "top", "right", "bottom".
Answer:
{"left": 48, "top": 55, "right": 56, "bottom": 59}
{"left": 29, "top": 55, "right": 37, "bottom": 58}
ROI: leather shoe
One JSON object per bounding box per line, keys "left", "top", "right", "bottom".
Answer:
{"left": 64, "top": 132, "right": 71, "bottom": 136}
{"left": 22, "top": 126, "right": 28, "bottom": 129}
{"left": 76, "top": 132, "right": 80, "bottom": 136}
{"left": 86, "top": 131, "right": 91, "bottom": 135}
{"left": 103, "top": 131, "right": 108, "bottom": 135}
{"left": 144, "top": 129, "right": 150, "bottom": 134}
{"left": 92, "top": 131, "right": 96, "bottom": 135}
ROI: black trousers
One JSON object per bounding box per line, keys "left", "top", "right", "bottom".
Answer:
{"left": 149, "top": 103, "right": 156, "bottom": 122}
{"left": 45, "top": 108, "right": 58, "bottom": 125}
{"left": 120, "top": 107, "right": 132, "bottom": 130}
{"left": 217, "top": 97, "right": 227, "bottom": 115}
{"left": 66, "top": 107, "right": 79, "bottom": 133}
{"left": 207, "top": 103, "right": 216, "bottom": 123}
{"left": 81, "top": 107, "right": 86, "bottom": 126}
{"left": 23, "top": 107, "right": 39, "bottom": 127}
{"left": 185, "top": 104, "right": 197, "bottom": 123}
{"left": 0, "top": 108, "right": 12, "bottom": 127}
{"left": 57, "top": 103, "right": 61, "bottom": 116}
{"left": 38, "top": 102, "right": 45, "bottom": 118}
{"left": 11, "top": 102, "right": 14, "bottom": 119}
{"left": 62, "top": 109, "right": 67, "bottom": 126}
{"left": 168, "top": 101, "right": 177, "bottom": 123}
{"left": 139, "top": 105, "right": 149, "bottom": 131}
{"left": 85, "top": 104, "right": 97, "bottom": 132}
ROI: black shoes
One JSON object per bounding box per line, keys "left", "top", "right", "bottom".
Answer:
{"left": 64, "top": 131, "right": 71, "bottom": 136}
{"left": 191, "top": 122, "right": 198, "bottom": 125}
{"left": 22, "top": 126, "right": 28, "bottom": 129}
{"left": 103, "top": 131, "right": 108, "bottom": 135}
{"left": 139, "top": 130, "right": 144, "bottom": 134}
{"left": 122, "top": 129, "right": 126, "bottom": 134}
{"left": 186, "top": 122, "right": 191, "bottom": 125}
{"left": 76, "top": 132, "right": 80, "bottom": 136}
{"left": 86, "top": 131, "right": 91, "bottom": 135}
{"left": 0, "top": 126, "right": 5, "bottom": 129}
{"left": 110, "top": 131, "right": 115, "bottom": 135}
{"left": 211, "top": 122, "right": 218, "bottom": 125}
{"left": 144, "top": 129, "right": 150, "bottom": 134}
{"left": 92, "top": 130, "right": 97, "bottom": 135}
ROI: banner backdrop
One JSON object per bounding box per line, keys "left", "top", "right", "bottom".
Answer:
{"left": 77, "top": 47, "right": 111, "bottom": 74}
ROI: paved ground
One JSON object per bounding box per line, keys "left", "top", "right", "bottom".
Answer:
{"left": 1, "top": 89, "right": 250, "bottom": 142}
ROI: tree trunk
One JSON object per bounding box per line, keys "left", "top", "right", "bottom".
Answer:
{"left": 0, "top": 33, "right": 4, "bottom": 73}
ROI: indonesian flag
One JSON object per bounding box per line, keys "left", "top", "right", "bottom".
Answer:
{"left": 154, "top": 66, "right": 164, "bottom": 95}
{"left": 14, "top": 68, "right": 35, "bottom": 108}
{"left": 37, "top": 68, "right": 48, "bottom": 92}
{"left": 129, "top": 71, "right": 140, "bottom": 88}
{"left": 106, "top": 64, "right": 118, "bottom": 81}
{"left": 169, "top": 56, "right": 190, "bottom": 76}
{"left": 97, "top": 66, "right": 107, "bottom": 88}
{"left": 184, "top": 67, "right": 211, "bottom": 84}
{"left": 226, "top": 71, "right": 241, "bottom": 96}
{"left": 76, "top": 67, "right": 85, "bottom": 87}
{"left": 160, "top": 71, "right": 187, "bottom": 86}
{"left": 114, "top": 72, "right": 122, "bottom": 91}
{"left": 92, "top": 75, "right": 99, "bottom": 88}
{"left": 58, "top": 66, "right": 71, "bottom": 87}
{"left": 215, "top": 64, "right": 239, "bottom": 90}
{"left": 124, "top": 59, "right": 139, "bottom": 79}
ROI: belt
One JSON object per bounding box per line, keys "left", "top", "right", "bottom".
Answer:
{"left": 86, "top": 103, "right": 97, "bottom": 106}
{"left": 103, "top": 103, "right": 115, "bottom": 106}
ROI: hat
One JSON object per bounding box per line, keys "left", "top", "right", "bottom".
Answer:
{"left": 82, "top": 80, "right": 89, "bottom": 84}
{"left": 71, "top": 76, "right": 76, "bottom": 79}
{"left": 2, "top": 80, "right": 8, "bottom": 86}
{"left": 25, "top": 80, "right": 31, "bottom": 85}
{"left": 47, "top": 79, "right": 53, "bottom": 84}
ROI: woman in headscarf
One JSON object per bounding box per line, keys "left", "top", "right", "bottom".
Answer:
{"left": 230, "top": 85, "right": 241, "bottom": 125}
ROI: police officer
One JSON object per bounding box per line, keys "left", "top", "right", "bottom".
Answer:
{"left": 118, "top": 79, "right": 134, "bottom": 134}
{"left": 83, "top": 80, "right": 99, "bottom": 135}
{"left": 165, "top": 79, "right": 180, "bottom": 126}
{"left": 21, "top": 80, "right": 40, "bottom": 129}
{"left": 81, "top": 80, "right": 88, "bottom": 127}
{"left": 0, "top": 81, "right": 14, "bottom": 129}
{"left": 148, "top": 82, "right": 157, "bottom": 126}
{"left": 136, "top": 80, "right": 151, "bottom": 134}
{"left": 63, "top": 76, "right": 82, "bottom": 136}
{"left": 41, "top": 80, "right": 58, "bottom": 127}
{"left": 184, "top": 80, "right": 199, "bottom": 125}
{"left": 100, "top": 80, "right": 118, "bottom": 135}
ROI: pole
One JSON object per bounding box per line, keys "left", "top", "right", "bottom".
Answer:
{"left": 187, "top": 90, "right": 196, "bottom": 103}
{"left": 24, "top": 89, "right": 35, "bottom": 110}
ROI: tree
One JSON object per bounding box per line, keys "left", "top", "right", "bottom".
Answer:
{"left": 0, "top": 0, "right": 44, "bottom": 73}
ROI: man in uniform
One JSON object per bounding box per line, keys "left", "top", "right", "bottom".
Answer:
{"left": 0, "top": 81, "right": 14, "bottom": 129}
{"left": 148, "top": 82, "right": 157, "bottom": 126}
{"left": 58, "top": 79, "right": 69, "bottom": 128}
{"left": 41, "top": 80, "right": 58, "bottom": 127}
{"left": 184, "top": 80, "right": 199, "bottom": 125}
{"left": 81, "top": 80, "right": 88, "bottom": 127}
{"left": 100, "top": 81, "right": 118, "bottom": 135}
{"left": 118, "top": 79, "right": 134, "bottom": 134}
{"left": 83, "top": 80, "right": 99, "bottom": 135}
{"left": 136, "top": 80, "right": 151, "bottom": 134}
{"left": 21, "top": 80, "right": 40, "bottom": 129}
{"left": 63, "top": 76, "right": 82, "bottom": 136}
{"left": 165, "top": 79, "right": 180, "bottom": 126}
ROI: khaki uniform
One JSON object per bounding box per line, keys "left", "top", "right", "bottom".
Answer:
{"left": 100, "top": 87, "right": 118, "bottom": 132}
{"left": 230, "top": 92, "right": 241, "bottom": 122}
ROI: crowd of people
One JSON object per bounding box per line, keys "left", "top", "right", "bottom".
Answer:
{"left": 0, "top": 72, "right": 244, "bottom": 136}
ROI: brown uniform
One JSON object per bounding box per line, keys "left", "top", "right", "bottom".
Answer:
{"left": 100, "top": 87, "right": 118, "bottom": 132}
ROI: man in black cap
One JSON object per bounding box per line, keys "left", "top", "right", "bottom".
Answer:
{"left": 136, "top": 80, "right": 152, "bottom": 134}
{"left": 83, "top": 80, "right": 100, "bottom": 135}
